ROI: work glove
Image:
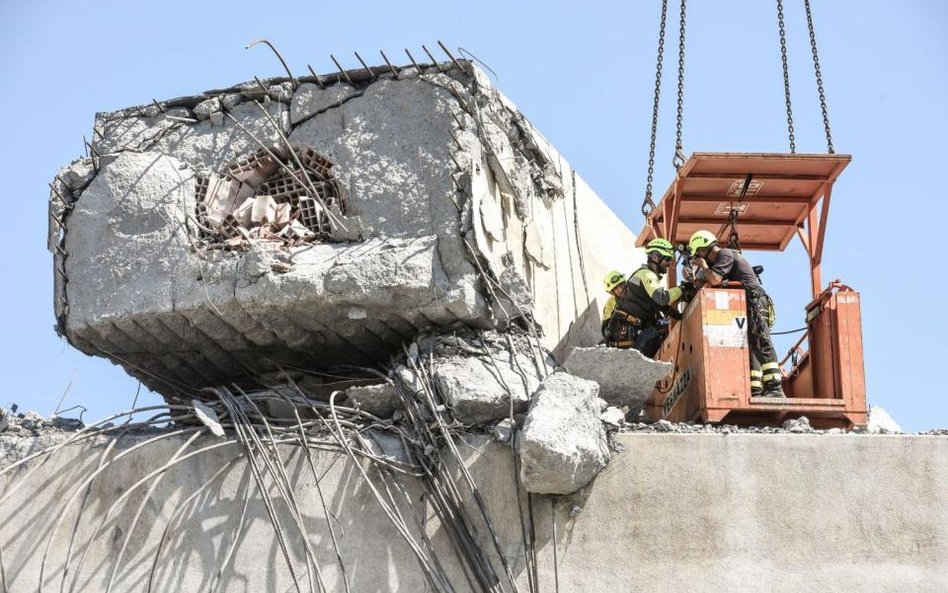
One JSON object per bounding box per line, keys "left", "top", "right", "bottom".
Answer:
{"left": 678, "top": 281, "right": 697, "bottom": 302}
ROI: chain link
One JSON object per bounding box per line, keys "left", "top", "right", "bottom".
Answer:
{"left": 674, "top": 0, "right": 687, "bottom": 169}
{"left": 776, "top": 0, "right": 796, "bottom": 154}
{"left": 643, "top": 0, "right": 670, "bottom": 218}
{"left": 804, "top": 0, "right": 835, "bottom": 153}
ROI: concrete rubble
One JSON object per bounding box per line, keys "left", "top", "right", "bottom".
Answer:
{"left": 48, "top": 59, "right": 641, "bottom": 402}
{"left": 868, "top": 405, "right": 903, "bottom": 434}
{"left": 562, "top": 345, "right": 673, "bottom": 416}
{"left": 519, "top": 372, "right": 611, "bottom": 495}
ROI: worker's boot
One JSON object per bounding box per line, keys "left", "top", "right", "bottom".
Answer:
{"left": 762, "top": 381, "right": 786, "bottom": 398}
{"left": 751, "top": 385, "right": 763, "bottom": 398}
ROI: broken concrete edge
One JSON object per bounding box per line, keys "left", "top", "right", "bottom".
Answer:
{"left": 50, "top": 58, "right": 571, "bottom": 384}
{"left": 92, "top": 59, "right": 480, "bottom": 127}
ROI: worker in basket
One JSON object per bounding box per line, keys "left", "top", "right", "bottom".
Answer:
{"left": 602, "top": 238, "right": 695, "bottom": 357}
{"left": 688, "top": 229, "right": 785, "bottom": 398}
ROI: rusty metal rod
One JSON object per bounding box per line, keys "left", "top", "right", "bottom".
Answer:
{"left": 379, "top": 50, "right": 398, "bottom": 76}
{"left": 253, "top": 76, "right": 270, "bottom": 95}
{"left": 421, "top": 45, "right": 445, "bottom": 72}
{"left": 245, "top": 38, "right": 299, "bottom": 88}
{"left": 49, "top": 209, "right": 64, "bottom": 230}
{"left": 437, "top": 40, "right": 464, "bottom": 72}
{"left": 49, "top": 182, "right": 69, "bottom": 206}
{"left": 404, "top": 48, "right": 420, "bottom": 71}
{"left": 151, "top": 99, "right": 165, "bottom": 113}
{"left": 330, "top": 54, "right": 355, "bottom": 85}
{"left": 306, "top": 64, "right": 326, "bottom": 88}
{"left": 353, "top": 51, "right": 375, "bottom": 80}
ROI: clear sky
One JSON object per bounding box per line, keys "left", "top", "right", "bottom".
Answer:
{"left": 1, "top": 1, "right": 945, "bottom": 431}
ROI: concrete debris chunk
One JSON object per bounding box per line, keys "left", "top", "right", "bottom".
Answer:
{"left": 0, "top": 409, "right": 8, "bottom": 433}
{"left": 363, "top": 429, "right": 412, "bottom": 465}
{"left": 867, "top": 406, "right": 902, "bottom": 434}
{"left": 345, "top": 383, "right": 401, "bottom": 418}
{"left": 600, "top": 406, "right": 625, "bottom": 427}
{"left": 781, "top": 416, "right": 814, "bottom": 433}
{"left": 193, "top": 97, "right": 221, "bottom": 121}
{"left": 492, "top": 418, "right": 515, "bottom": 443}
{"left": 563, "top": 346, "right": 673, "bottom": 417}
{"left": 434, "top": 355, "right": 540, "bottom": 425}
{"left": 192, "top": 400, "right": 225, "bottom": 437}
{"left": 519, "top": 372, "right": 611, "bottom": 495}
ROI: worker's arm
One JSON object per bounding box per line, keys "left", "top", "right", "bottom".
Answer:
{"left": 639, "top": 269, "right": 683, "bottom": 305}
{"left": 693, "top": 257, "right": 723, "bottom": 287}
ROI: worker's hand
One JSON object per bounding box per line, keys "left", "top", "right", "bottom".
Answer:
{"left": 694, "top": 257, "right": 709, "bottom": 270}
{"left": 678, "top": 282, "right": 697, "bottom": 302}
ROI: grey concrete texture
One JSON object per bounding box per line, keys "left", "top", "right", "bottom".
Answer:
{"left": 50, "top": 62, "right": 641, "bottom": 400}
{"left": 433, "top": 353, "right": 541, "bottom": 425}
{"left": 344, "top": 382, "right": 400, "bottom": 418}
{"left": 3, "top": 431, "right": 947, "bottom": 593}
{"left": 519, "top": 371, "right": 611, "bottom": 494}
{"left": 563, "top": 345, "right": 674, "bottom": 415}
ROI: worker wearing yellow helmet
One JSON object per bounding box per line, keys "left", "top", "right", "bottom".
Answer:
{"left": 603, "top": 238, "right": 695, "bottom": 357}
{"left": 600, "top": 270, "right": 627, "bottom": 341}
{"left": 688, "top": 229, "right": 785, "bottom": 398}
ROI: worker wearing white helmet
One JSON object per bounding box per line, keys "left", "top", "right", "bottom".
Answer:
{"left": 603, "top": 238, "right": 694, "bottom": 357}
{"left": 688, "top": 229, "right": 784, "bottom": 398}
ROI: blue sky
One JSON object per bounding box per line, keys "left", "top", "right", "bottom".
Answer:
{"left": 1, "top": 1, "right": 945, "bottom": 431}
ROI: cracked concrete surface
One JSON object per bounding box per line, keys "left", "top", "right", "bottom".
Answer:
{"left": 50, "top": 60, "right": 641, "bottom": 400}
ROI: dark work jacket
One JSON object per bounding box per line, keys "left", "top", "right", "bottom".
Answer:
{"left": 614, "top": 266, "right": 665, "bottom": 326}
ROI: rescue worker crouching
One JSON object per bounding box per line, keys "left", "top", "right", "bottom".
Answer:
{"left": 602, "top": 238, "right": 695, "bottom": 358}
{"left": 601, "top": 270, "right": 627, "bottom": 340}
{"left": 688, "top": 229, "right": 785, "bottom": 398}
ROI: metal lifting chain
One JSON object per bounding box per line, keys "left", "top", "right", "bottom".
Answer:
{"left": 776, "top": 0, "right": 796, "bottom": 154}
{"left": 674, "top": 0, "right": 687, "bottom": 169}
{"left": 642, "top": 0, "right": 670, "bottom": 218}
{"left": 804, "top": 0, "right": 835, "bottom": 153}
{"left": 726, "top": 173, "right": 754, "bottom": 251}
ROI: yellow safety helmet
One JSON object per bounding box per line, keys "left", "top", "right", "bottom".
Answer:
{"left": 645, "top": 238, "right": 675, "bottom": 259}
{"left": 688, "top": 230, "right": 718, "bottom": 256}
{"left": 603, "top": 270, "right": 626, "bottom": 292}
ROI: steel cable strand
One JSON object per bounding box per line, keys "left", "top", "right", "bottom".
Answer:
{"left": 272, "top": 386, "right": 352, "bottom": 593}
{"left": 55, "top": 441, "right": 241, "bottom": 593}
{"left": 325, "top": 390, "right": 455, "bottom": 593}
{"left": 208, "top": 465, "right": 254, "bottom": 593}
{"left": 66, "top": 431, "right": 207, "bottom": 593}
{"left": 379, "top": 471, "right": 459, "bottom": 590}
{"left": 143, "top": 455, "right": 245, "bottom": 593}
{"left": 54, "top": 418, "right": 184, "bottom": 593}
{"left": 102, "top": 431, "right": 206, "bottom": 593}
{"left": 36, "top": 427, "right": 203, "bottom": 592}
{"left": 406, "top": 353, "right": 509, "bottom": 593}
{"left": 231, "top": 387, "right": 328, "bottom": 593}
{"left": 214, "top": 388, "right": 311, "bottom": 593}
{"left": 379, "top": 372, "right": 482, "bottom": 593}
{"left": 409, "top": 344, "right": 520, "bottom": 593}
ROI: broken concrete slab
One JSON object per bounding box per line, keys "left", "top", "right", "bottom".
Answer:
{"left": 53, "top": 60, "right": 641, "bottom": 402}
{"left": 519, "top": 372, "right": 611, "bottom": 495}
{"left": 563, "top": 346, "right": 673, "bottom": 417}
{"left": 345, "top": 383, "right": 400, "bottom": 418}
{"left": 434, "top": 354, "right": 541, "bottom": 425}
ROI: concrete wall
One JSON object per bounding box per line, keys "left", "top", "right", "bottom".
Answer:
{"left": 2, "top": 432, "right": 945, "bottom": 593}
